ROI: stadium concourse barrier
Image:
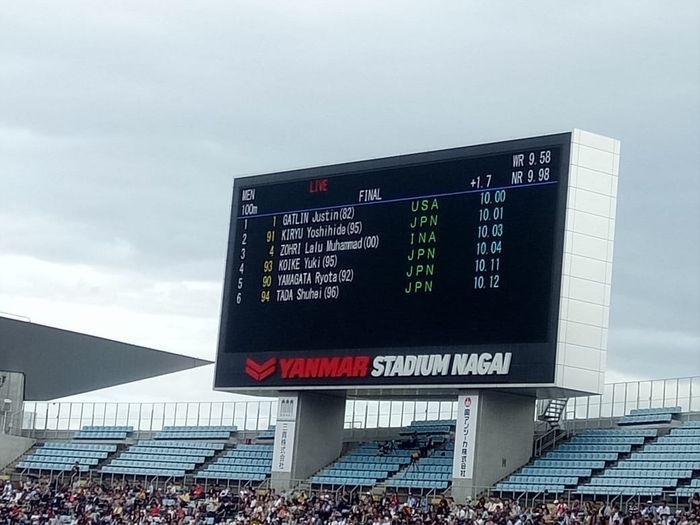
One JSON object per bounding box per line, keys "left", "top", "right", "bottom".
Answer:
{"left": 16, "top": 375, "right": 700, "bottom": 439}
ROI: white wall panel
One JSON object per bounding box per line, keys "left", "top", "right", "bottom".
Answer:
{"left": 554, "top": 129, "right": 619, "bottom": 395}
{"left": 567, "top": 300, "right": 605, "bottom": 327}
{"left": 576, "top": 145, "right": 615, "bottom": 173}
{"left": 564, "top": 345, "right": 601, "bottom": 371}
{"left": 570, "top": 254, "right": 607, "bottom": 282}
{"left": 573, "top": 211, "right": 610, "bottom": 239}
{"left": 568, "top": 277, "right": 606, "bottom": 305}
{"left": 574, "top": 188, "right": 612, "bottom": 217}
{"left": 576, "top": 167, "right": 613, "bottom": 195}
{"left": 562, "top": 366, "right": 599, "bottom": 394}
{"left": 565, "top": 322, "right": 603, "bottom": 349}
{"left": 573, "top": 130, "right": 617, "bottom": 153}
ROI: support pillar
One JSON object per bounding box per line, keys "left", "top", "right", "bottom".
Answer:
{"left": 0, "top": 371, "right": 25, "bottom": 435}
{"left": 270, "top": 391, "right": 346, "bottom": 491}
{"left": 452, "top": 390, "right": 535, "bottom": 502}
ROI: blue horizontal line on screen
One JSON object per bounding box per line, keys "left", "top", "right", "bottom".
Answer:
{"left": 237, "top": 179, "right": 559, "bottom": 220}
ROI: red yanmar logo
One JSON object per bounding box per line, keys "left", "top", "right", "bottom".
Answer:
{"left": 280, "top": 356, "right": 369, "bottom": 379}
{"left": 244, "top": 355, "right": 370, "bottom": 381}
{"left": 245, "top": 357, "right": 277, "bottom": 381}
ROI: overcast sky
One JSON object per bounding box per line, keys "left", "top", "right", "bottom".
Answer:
{"left": 2, "top": 1, "right": 699, "bottom": 402}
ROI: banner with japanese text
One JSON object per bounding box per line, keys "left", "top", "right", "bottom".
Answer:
{"left": 453, "top": 394, "right": 479, "bottom": 479}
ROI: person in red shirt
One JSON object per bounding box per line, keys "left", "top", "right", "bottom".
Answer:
{"left": 192, "top": 484, "right": 205, "bottom": 500}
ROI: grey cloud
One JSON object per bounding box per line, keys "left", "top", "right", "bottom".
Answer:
{"left": 1, "top": 0, "right": 698, "bottom": 392}
{"left": 608, "top": 327, "right": 700, "bottom": 380}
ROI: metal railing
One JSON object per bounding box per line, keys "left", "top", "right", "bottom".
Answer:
{"left": 16, "top": 375, "right": 700, "bottom": 437}
{"left": 560, "top": 375, "right": 700, "bottom": 424}
{"left": 533, "top": 427, "right": 571, "bottom": 457}
{"left": 16, "top": 399, "right": 460, "bottom": 437}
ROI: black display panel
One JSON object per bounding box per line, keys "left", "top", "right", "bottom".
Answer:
{"left": 215, "top": 133, "right": 571, "bottom": 392}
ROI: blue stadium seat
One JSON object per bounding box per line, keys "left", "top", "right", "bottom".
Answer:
{"left": 617, "top": 413, "right": 673, "bottom": 426}
{"left": 629, "top": 407, "right": 682, "bottom": 416}
{"left": 15, "top": 441, "right": 119, "bottom": 475}
{"left": 100, "top": 439, "right": 227, "bottom": 478}
{"left": 384, "top": 442, "right": 453, "bottom": 490}
{"left": 153, "top": 426, "right": 237, "bottom": 440}
{"left": 195, "top": 443, "right": 273, "bottom": 483}
{"left": 73, "top": 426, "right": 133, "bottom": 440}
{"left": 311, "top": 440, "right": 419, "bottom": 487}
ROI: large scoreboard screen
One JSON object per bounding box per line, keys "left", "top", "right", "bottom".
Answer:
{"left": 215, "top": 133, "right": 572, "bottom": 392}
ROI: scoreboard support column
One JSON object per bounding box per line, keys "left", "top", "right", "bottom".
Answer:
{"left": 270, "top": 391, "right": 346, "bottom": 491}
{"left": 451, "top": 391, "right": 535, "bottom": 502}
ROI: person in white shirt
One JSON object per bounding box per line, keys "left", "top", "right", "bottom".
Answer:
{"left": 456, "top": 506, "right": 468, "bottom": 521}
{"left": 657, "top": 502, "right": 671, "bottom": 519}
{"left": 611, "top": 507, "right": 623, "bottom": 525}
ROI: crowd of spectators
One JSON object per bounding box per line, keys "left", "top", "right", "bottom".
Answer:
{"left": 1, "top": 478, "right": 698, "bottom": 525}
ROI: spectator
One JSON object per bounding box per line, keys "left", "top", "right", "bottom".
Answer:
{"left": 642, "top": 501, "right": 656, "bottom": 518}
{"left": 410, "top": 449, "right": 421, "bottom": 467}
{"left": 690, "top": 493, "right": 700, "bottom": 514}
{"left": 0, "top": 479, "right": 697, "bottom": 525}
{"left": 658, "top": 501, "right": 672, "bottom": 520}
{"left": 70, "top": 460, "right": 80, "bottom": 484}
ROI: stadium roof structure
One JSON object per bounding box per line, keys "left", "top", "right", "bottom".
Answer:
{"left": 0, "top": 316, "right": 212, "bottom": 400}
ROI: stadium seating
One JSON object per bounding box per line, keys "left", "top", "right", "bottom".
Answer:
{"left": 386, "top": 442, "right": 453, "bottom": 491}
{"left": 311, "top": 441, "right": 414, "bottom": 487}
{"left": 17, "top": 442, "right": 117, "bottom": 473}
{"left": 616, "top": 406, "right": 682, "bottom": 426}
{"left": 311, "top": 419, "right": 455, "bottom": 489}
{"left": 570, "top": 428, "right": 659, "bottom": 436}
{"left": 675, "top": 478, "right": 700, "bottom": 497}
{"left": 101, "top": 440, "right": 224, "bottom": 477}
{"left": 153, "top": 425, "right": 237, "bottom": 440}
{"left": 196, "top": 443, "right": 273, "bottom": 482}
{"left": 256, "top": 426, "right": 275, "bottom": 440}
{"left": 399, "top": 419, "right": 455, "bottom": 435}
{"left": 495, "top": 428, "right": 650, "bottom": 494}
{"left": 630, "top": 407, "right": 683, "bottom": 415}
{"left": 74, "top": 425, "right": 133, "bottom": 439}
{"left": 577, "top": 421, "right": 699, "bottom": 495}
{"left": 15, "top": 412, "right": 699, "bottom": 495}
